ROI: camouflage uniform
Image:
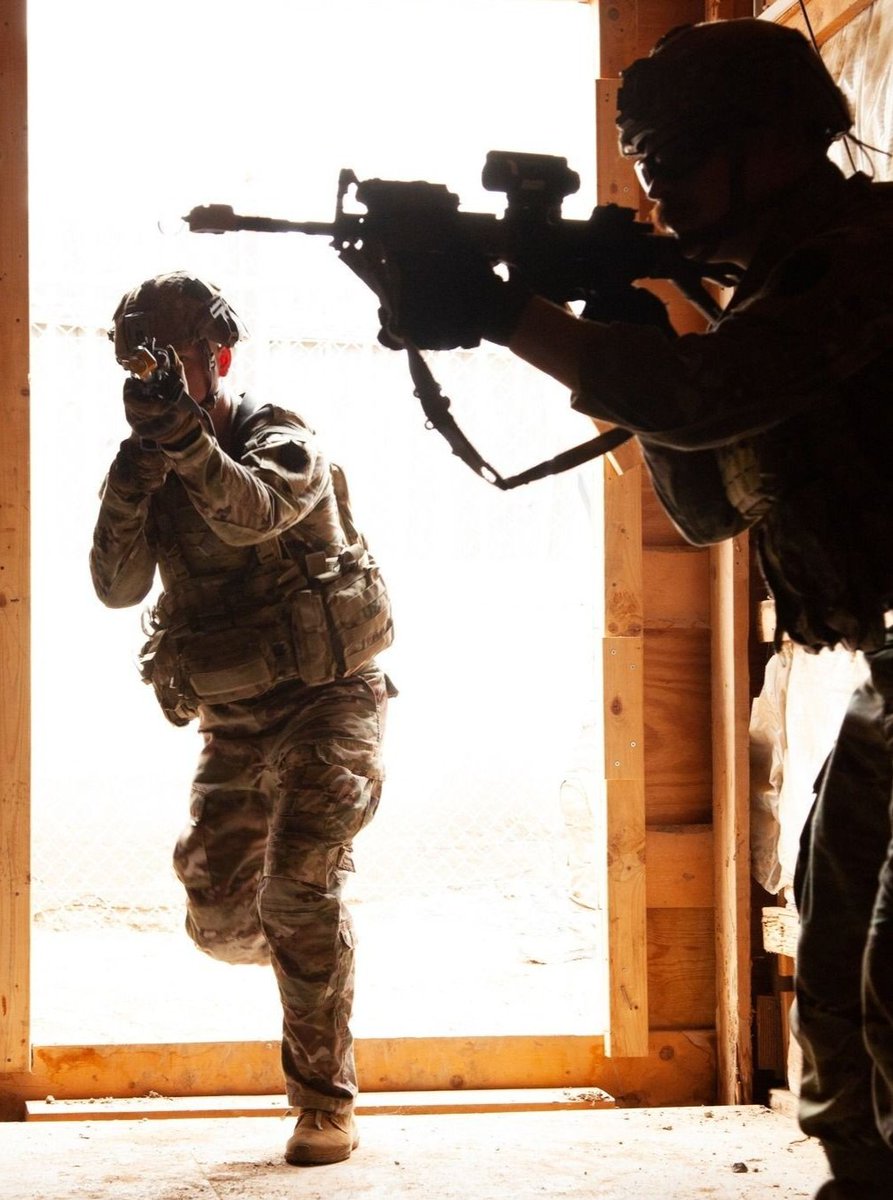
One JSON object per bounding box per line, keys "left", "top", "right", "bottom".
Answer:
{"left": 91, "top": 392, "right": 390, "bottom": 1113}
{"left": 569, "top": 163, "right": 893, "bottom": 1190}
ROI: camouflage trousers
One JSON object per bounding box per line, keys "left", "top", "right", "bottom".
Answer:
{"left": 793, "top": 629, "right": 893, "bottom": 1192}
{"left": 172, "top": 665, "right": 388, "bottom": 1113}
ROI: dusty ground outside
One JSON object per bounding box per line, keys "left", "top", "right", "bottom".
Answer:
{"left": 31, "top": 887, "right": 605, "bottom": 1044}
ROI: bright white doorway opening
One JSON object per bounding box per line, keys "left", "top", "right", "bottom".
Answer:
{"left": 28, "top": 0, "right": 607, "bottom": 1045}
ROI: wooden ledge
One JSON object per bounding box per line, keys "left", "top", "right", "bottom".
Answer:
{"left": 25, "top": 1087, "right": 616, "bottom": 1123}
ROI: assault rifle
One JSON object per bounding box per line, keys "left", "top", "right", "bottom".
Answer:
{"left": 184, "top": 151, "right": 737, "bottom": 488}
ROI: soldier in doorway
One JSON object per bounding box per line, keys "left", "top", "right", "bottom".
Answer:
{"left": 370, "top": 19, "right": 893, "bottom": 1200}
{"left": 90, "top": 272, "right": 394, "bottom": 1166}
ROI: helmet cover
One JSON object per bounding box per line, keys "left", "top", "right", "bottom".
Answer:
{"left": 111, "top": 271, "right": 247, "bottom": 363}
{"left": 616, "top": 19, "right": 853, "bottom": 159}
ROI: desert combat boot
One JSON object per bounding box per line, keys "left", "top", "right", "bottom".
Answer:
{"left": 285, "top": 1108, "right": 359, "bottom": 1166}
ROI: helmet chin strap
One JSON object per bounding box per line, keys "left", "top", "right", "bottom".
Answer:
{"left": 196, "top": 339, "right": 221, "bottom": 410}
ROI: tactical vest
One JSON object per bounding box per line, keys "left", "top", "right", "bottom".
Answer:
{"left": 649, "top": 351, "right": 893, "bottom": 654}
{"left": 747, "top": 355, "right": 893, "bottom": 653}
{"left": 139, "top": 396, "right": 394, "bottom": 725}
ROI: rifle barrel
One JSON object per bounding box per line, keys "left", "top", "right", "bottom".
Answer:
{"left": 184, "top": 205, "right": 336, "bottom": 237}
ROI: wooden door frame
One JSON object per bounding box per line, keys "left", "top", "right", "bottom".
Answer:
{"left": 1, "top": 0, "right": 858, "bottom": 1115}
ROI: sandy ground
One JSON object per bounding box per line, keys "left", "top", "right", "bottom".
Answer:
{"left": 0, "top": 1106, "right": 829, "bottom": 1199}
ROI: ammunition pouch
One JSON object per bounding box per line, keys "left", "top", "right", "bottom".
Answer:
{"left": 139, "top": 547, "right": 394, "bottom": 721}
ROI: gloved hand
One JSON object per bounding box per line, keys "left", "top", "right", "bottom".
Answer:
{"left": 107, "top": 435, "right": 171, "bottom": 500}
{"left": 376, "top": 250, "right": 532, "bottom": 351}
{"left": 580, "top": 284, "right": 675, "bottom": 336}
{"left": 122, "top": 348, "right": 204, "bottom": 449}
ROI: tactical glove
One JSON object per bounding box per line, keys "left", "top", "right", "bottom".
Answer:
{"left": 580, "top": 284, "right": 675, "bottom": 335}
{"left": 122, "top": 349, "right": 204, "bottom": 449}
{"left": 107, "top": 435, "right": 171, "bottom": 500}
{"left": 376, "top": 250, "right": 532, "bottom": 351}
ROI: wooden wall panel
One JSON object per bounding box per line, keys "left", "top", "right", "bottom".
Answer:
{"left": 643, "top": 630, "right": 713, "bottom": 824}
{"left": 643, "top": 547, "right": 710, "bottom": 631}
{"left": 646, "top": 826, "right": 714, "bottom": 908}
{"left": 647, "top": 909, "right": 716, "bottom": 1029}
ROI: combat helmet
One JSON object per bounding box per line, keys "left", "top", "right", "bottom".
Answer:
{"left": 111, "top": 271, "right": 247, "bottom": 365}
{"left": 616, "top": 19, "right": 853, "bottom": 163}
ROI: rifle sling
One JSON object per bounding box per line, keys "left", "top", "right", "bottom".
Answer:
{"left": 405, "top": 344, "right": 632, "bottom": 490}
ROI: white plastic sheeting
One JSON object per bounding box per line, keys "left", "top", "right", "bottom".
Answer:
{"left": 750, "top": 642, "right": 869, "bottom": 898}
{"left": 823, "top": 0, "right": 893, "bottom": 183}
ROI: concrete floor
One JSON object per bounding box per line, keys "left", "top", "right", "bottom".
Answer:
{"left": 0, "top": 1105, "right": 829, "bottom": 1199}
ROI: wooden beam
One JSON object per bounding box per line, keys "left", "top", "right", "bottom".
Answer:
{"left": 604, "top": 461, "right": 644, "bottom": 638}
{"left": 598, "top": 0, "right": 705, "bottom": 78}
{"left": 598, "top": 0, "right": 640, "bottom": 81}
{"left": 603, "top": 457, "right": 649, "bottom": 1058}
{"left": 707, "top": 0, "right": 756, "bottom": 16}
{"left": 595, "top": 78, "right": 640, "bottom": 212}
{"left": 0, "top": 0, "right": 31, "bottom": 1080}
{"left": 710, "top": 536, "right": 752, "bottom": 1104}
{"left": 0, "top": 1032, "right": 716, "bottom": 1109}
{"left": 603, "top": 638, "right": 645, "bottom": 779}
{"left": 605, "top": 779, "right": 649, "bottom": 1057}
{"left": 760, "top": 0, "right": 876, "bottom": 43}
{"left": 25, "top": 1087, "right": 617, "bottom": 1123}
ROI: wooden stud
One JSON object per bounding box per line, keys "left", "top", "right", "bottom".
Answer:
{"left": 603, "top": 638, "right": 645, "bottom": 779}
{"left": 604, "top": 461, "right": 643, "bottom": 638}
{"left": 0, "top": 0, "right": 31, "bottom": 1080}
{"left": 595, "top": 78, "right": 639, "bottom": 212}
{"left": 710, "top": 537, "right": 752, "bottom": 1104}
{"left": 598, "top": 0, "right": 640, "bottom": 82}
{"left": 760, "top": 0, "right": 876, "bottom": 44}
{"left": 603, "top": 452, "right": 649, "bottom": 1059}
{"left": 605, "top": 779, "right": 649, "bottom": 1056}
